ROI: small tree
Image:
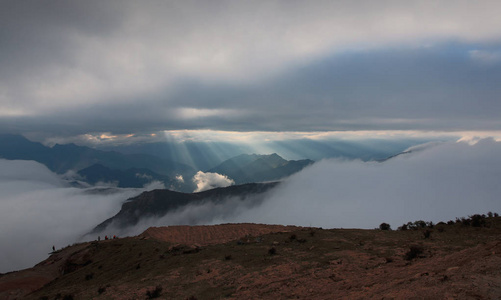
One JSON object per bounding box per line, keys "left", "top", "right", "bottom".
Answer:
{"left": 379, "top": 223, "right": 391, "bottom": 230}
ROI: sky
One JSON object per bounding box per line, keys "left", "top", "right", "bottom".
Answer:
{"left": 1, "top": 1, "right": 501, "bottom": 145}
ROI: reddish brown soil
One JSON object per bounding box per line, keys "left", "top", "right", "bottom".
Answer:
{"left": 0, "top": 243, "right": 89, "bottom": 300}
{"left": 140, "top": 223, "right": 299, "bottom": 246}
{"left": 2, "top": 222, "right": 501, "bottom": 299}
{"left": 226, "top": 240, "right": 501, "bottom": 299}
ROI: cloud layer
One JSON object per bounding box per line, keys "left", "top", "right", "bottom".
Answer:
{"left": 233, "top": 139, "right": 501, "bottom": 229}
{"left": 2, "top": 139, "right": 500, "bottom": 272}
{"left": 192, "top": 171, "right": 234, "bottom": 192}
{"left": 0, "top": 160, "right": 156, "bottom": 273}
{"left": 116, "top": 139, "right": 501, "bottom": 233}
{"left": 1, "top": 1, "right": 501, "bottom": 136}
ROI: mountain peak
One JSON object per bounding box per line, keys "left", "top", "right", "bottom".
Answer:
{"left": 208, "top": 153, "right": 312, "bottom": 184}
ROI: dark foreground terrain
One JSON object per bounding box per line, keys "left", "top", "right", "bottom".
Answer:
{"left": 2, "top": 217, "right": 501, "bottom": 299}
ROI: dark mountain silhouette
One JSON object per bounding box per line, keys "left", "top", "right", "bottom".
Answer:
{"left": 91, "top": 182, "right": 279, "bottom": 233}
{"left": 0, "top": 134, "right": 196, "bottom": 185}
{"left": 0, "top": 134, "right": 53, "bottom": 163}
{"left": 0, "top": 135, "right": 312, "bottom": 191}
{"left": 208, "top": 153, "right": 313, "bottom": 184}
{"left": 77, "top": 164, "right": 180, "bottom": 188}
{"left": 100, "top": 140, "right": 251, "bottom": 170}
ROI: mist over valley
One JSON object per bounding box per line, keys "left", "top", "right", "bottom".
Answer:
{"left": 1, "top": 137, "right": 500, "bottom": 274}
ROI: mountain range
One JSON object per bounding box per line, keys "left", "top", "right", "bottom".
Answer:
{"left": 0, "top": 134, "right": 313, "bottom": 191}
{"left": 76, "top": 164, "right": 177, "bottom": 189}
{"left": 0, "top": 134, "right": 194, "bottom": 176}
{"left": 208, "top": 153, "right": 313, "bottom": 184}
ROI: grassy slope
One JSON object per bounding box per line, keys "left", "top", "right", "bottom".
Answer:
{"left": 23, "top": 218, "right": 501, "bottom": 299}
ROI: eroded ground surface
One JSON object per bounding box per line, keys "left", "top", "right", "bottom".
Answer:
{"left": 2, "top": 221, "right": 501, "bottom": 299}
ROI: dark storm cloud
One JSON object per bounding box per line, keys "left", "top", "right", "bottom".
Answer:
{"left": 1, "top": 1, "right": 501, "bottom": 137}
{"left": 4, "top": 45, "right": 501, "bottom": 136}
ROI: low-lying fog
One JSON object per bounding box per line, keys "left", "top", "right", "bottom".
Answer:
{"left": 0, "top": 160, "right": 163, "bottom": 273}
{"left": 1, "top": 138, "right": 500, "bottom": 273}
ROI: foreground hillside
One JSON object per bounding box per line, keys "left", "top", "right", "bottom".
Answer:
{"left": 2, "top": 218, "right": 501, "bottom": 299}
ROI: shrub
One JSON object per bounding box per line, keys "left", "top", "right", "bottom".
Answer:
{"left": 414, "top": 220, "right": 427, "bottom": 229}
{"left": 98, "top": 286, "right": 106, "bottom": 294}
{"left": 268, "top": 247, "right": 277, "bottom": 255}
{"left": 379, "top": 223, "right": 391, "bottom": 230}
{"left": 224, "top": 254, "right": 232, "bottom": 260}
{"left": 423, "top": 230, "right": 431, "bottom": 239}
{"left": 289, "top": 234, "right": 297, "bottom": 241}
{"left": 146, "top": 286, "right": 163, "bottom": 299}
{"left": 470, "top": 214, "right": 486, "bottom": 227}
{"left": 398, "top": 224, "right": 408, "bottom": 231}
{"left": 85, "top": 273, "right": 94, "bottom": 280}
{"left": 404, "top": 245, "right": 424, "bottom": 261}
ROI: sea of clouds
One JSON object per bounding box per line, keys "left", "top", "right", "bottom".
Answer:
{"left": 0, "top": 160, "right": 163, "bottom": 273}
{"left": 1, "top": 139, "right": 500, "bottom": 272}
{"left": 120, "top": 139, "right": 501, "bottom": 232}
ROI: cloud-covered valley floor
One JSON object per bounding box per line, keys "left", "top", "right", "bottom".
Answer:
{"left": 1, "top": 139, "right": 500, "bottom": 273}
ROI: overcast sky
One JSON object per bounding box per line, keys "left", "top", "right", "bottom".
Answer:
{"left": 2, "top": 1, "right": 501, "bottom": 143}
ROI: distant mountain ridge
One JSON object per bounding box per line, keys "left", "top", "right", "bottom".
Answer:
{"left": 208, "top": 153, "right": 313, "bottom": 184}
{"left": 0, "top": 135, "right": 312, "bottom": 191}
{"left": 0, "top": 134, "right": 196, "bottom": 191}
{"left": 77, "top": 164, "right": 181, "bottom": 189}
{"left": 92, "top": 182, "right": 279, "bottom": 233}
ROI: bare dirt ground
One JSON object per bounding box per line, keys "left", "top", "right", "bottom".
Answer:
{"left": 2, "top": 220, "right": 501, "bottom": 299}
{"left": 140, "top": 223, "right": 299, "bottom": 246}
{"left": 0, "top": 243, "right": 90, "bottom": 299}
